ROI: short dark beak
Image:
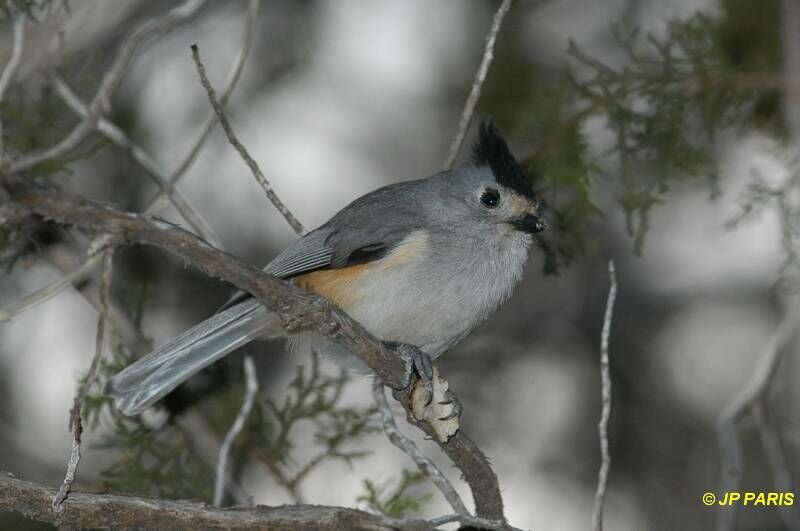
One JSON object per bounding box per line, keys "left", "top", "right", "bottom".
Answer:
{"left": 511, "top": 214, "right": 547, "bottom": 234}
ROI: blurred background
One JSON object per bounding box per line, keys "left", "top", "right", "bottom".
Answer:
{"left": 1, "top": 0, "right": 799, "bottom": 530}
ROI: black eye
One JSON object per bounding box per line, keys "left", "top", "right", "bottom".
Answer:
{"left": 480, "top": 188, "right": 500, "bottom": 208}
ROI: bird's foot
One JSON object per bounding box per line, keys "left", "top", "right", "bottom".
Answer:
{"left": 385, "top": 341, "right": 434, "bottom": 405}
{"left": 437, "top": 388, "right": 462, "bottom": 421}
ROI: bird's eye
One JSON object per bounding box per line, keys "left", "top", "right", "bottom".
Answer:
{"left": 480, "top": 188, "right": 500, "bottom": 208}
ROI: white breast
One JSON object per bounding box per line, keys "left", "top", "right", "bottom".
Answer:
{"left": 288, "top": 229, "right": 531, "bottom": 370}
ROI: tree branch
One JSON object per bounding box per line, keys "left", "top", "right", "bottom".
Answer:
{"left": 2, "top": 0, "right": 207, "bottom": 174}
{"left": 1, "top": 472, "right": 396, "bottom": 530}
{"left": 443, "top": 0, "right": 513, "bottom": 169}
{"left": 716, "top": 295, "right": 800, "bottom": 531}
{"left": 372, "top": 379, "right": 468, "bottom": 516}
{"left": 214, "top": 355, "right": 258, "bottom": 507}
{"left": 0, "top": 10, "right": 25, "bottom": 159}
{"left": 1, "top": 472, "right": 515, "bottom": 530}
{"left": 190, "top": 43, "right": 305, "bottom": 235}
{"left": 592, "top": 260, "right": 617, "bottom": 531}
{"left": 0, "top": 252, "right": 102, "bottom": 322}
{"left": 9, "top": 187, "right": 507, "bottom": 523}
{"left": 162, "top": 0, "right": 260, "bottom": 187}
{"left": 51, "top": 76, "right": 223, "bottom": 248}
{"left": 52, "top": 247, "right": 114, "bottom": 512}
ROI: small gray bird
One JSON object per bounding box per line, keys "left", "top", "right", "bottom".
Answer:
{"left": 107, "top": 120, "right": 546, "bottom": 416}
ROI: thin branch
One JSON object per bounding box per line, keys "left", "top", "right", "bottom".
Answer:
{"left": 717, "top": 296, "right": 800, "bottom": 531}
{"left": 3, "top": 0, "right": 206, "bottom": 174}
{"left": 0, "top": 11, "right": 25, "bottom": 158}
{"left": 176, "top": 410, "right": 252, "bottom": 506}
{"left": 214, "top": 355, "right": 258, "bottom": 507}
{"left": 10, "top": 188, "right": 506, "bottom": 522}
{"left": 752, "top": 403, "right": 800, "bottom": 531}
{"left": 164, "top": 0, "right": 260, "bottom": 186}
{"left": 428, "top": 513, "right": 523, "bottom": 531}
{"left": 52, "top": 75, "right": 223, "bottom": 248}
{"left": 0, "top": 253, "right": 102, "bottom": 322}
{"left": 592, "top": 259, "right": 617, "bottom": 531}
{"left": 372, "top": 379, "right": 468, "bottom": 516}
{"left": 52, "top": 247, "right": 114, "bottom": 513}
{"left": 443, "top": 0, "right": 513, "bottom": 169}
{"left": 190, "top": 43, "right": 305, "bottom": 236}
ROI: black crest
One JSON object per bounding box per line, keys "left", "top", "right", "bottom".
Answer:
{"left": 470, "top": 119, "right": 535, "bottom": 201}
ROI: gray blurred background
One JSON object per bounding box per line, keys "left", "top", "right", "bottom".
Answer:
{"left": 1, "top": 0, "right": 798, "bottom": 530}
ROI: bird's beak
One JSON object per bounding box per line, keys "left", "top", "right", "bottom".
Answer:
{"left": 511, "top": 213, "right": 547, "bottom": 234}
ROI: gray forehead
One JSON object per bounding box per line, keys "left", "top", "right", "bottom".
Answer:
{"left": 433, "top": 166, "right": 499, "bottom": 195}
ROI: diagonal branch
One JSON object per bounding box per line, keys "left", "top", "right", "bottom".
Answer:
{"left": 716, "top": 296, "right": 800, "bottom": 531}
{"left": 443, "top": 0, "right": 513, "bottom": 170}
{"left": 372, "top": 379, "right": 468, "bottom": 516}
{"left": 9, "top": 187, "right": 506, "bottom": 523}
{"left": 0, "top": 253, "right": 102, "bottom": 322}
{"left": 0, "top": 10, "right": 25, "bottom": 158}
{"left": 190, "top": 43, "right": 305, "bottom": 236}
{"left": 51, "top": 76, "right": 223, "bottom": 248}
{"left": 164, "top": 0, "right": 260, "bottom": 187}
{"left": 2, "top": 0, "right": 207, "bottom": 174}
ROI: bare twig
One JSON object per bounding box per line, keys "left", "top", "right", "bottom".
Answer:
{"left": 176, "top": 411, "right": 251, "bottom": 506}
{"left": 443, "top": 0, "right": 513, "bottom": 169}
{"left": 717, "top": 296, "right": 800, "bottom": 531}
{"left": 190, "top": 43, "right": 305, "bottom": 236}
{"left": 163, "top": 0, "right": 260, "bottom": 187}
{"left": 372, "top": 379, "right": 468, "bottom": 516}
{"left": 41, "top": 243, "right": 151, "bottom": 354}
{"left": 3, "top": 0, "right": 206, "bottom": 174}
{"left": 52, "top": 76, "right": 223, "bottom": 248}
{"left": 214, "top": 355, "right": 258, "bottom": 507}
{"left": 752, "top": 403, "right": 800, "bottom": 530}
{"left": 0, "top": 11, "right": 25, "bottom": 158}
{"left": 10, "top": 189, "right": 506, "bottom": 522}
{"left": 52, "top": 247, "right": 114, "bottom": 513}
{"left": 592, "top": 260, "right": 617, "bottom": 531}
{"left": 0, "top": 253, "right": 102, "bottom": 322}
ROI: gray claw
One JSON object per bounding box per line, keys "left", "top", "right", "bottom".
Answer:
{"left": 387, "top": 341, "right": 434, "bottom": 406}
{"left": 438, "top": 390, "right": 462, "bottom": 421}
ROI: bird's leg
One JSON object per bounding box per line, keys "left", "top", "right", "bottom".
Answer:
{"left": 385, "top": 341, "right": 434, "bottom": 405}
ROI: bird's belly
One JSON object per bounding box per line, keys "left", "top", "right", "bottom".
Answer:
{"left": 340, "top": 271, "right": 482, "bottom": 357}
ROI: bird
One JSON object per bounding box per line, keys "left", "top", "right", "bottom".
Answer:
{"left": 106, "top": 119, "right": 546, "bottom": 417}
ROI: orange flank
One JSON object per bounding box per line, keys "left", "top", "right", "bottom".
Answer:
{"left": 293, "top": 230, "right": 430, "bottom": 309}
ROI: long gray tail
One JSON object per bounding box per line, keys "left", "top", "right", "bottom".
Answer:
{"left": 106, "top": 298, "right": 282, "bottom": 416}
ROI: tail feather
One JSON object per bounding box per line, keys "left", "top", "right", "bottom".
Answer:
{"left": 106, "top": 298, "right": 281, "bottom": 415}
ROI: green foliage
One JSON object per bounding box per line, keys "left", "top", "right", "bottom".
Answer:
{"left": 82, "top": 339, "right": 382, "bottom": 503}
{"left": 518, "top": 87, "right": 600, "bottom": 274}
{"left": 82, "top": 348, "right": 212, "bottom": 500}
{"left": 358, "top": 469, "right": 432, "bottom": 518}
{"left": 479, "top": 1, "right": 789, "bottom": 265}
{"left": 240, "top": 352, "right": 379, "bottom": 501}
{"left": 567, "top": 16, "right": 768, "bottom": 252}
